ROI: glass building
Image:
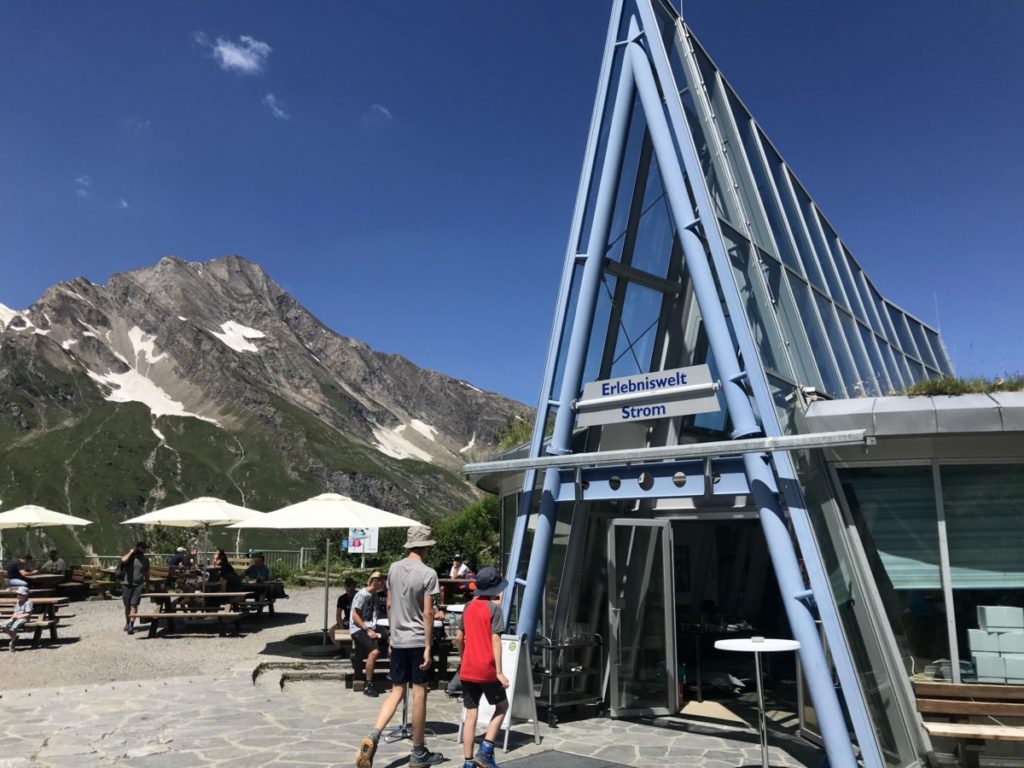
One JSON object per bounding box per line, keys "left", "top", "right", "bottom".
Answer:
{"left": 466, "top": 2, "right": 1023, "bottom": 767}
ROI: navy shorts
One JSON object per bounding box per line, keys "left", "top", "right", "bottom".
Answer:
{"left": 461, "top": 680, "right": 507, "bottom": 710}
{"left": 389, "top": 646, "right": 434, "bottom": 685}
{"left": 122, "top": 584, "right": 145, "bottom": 607}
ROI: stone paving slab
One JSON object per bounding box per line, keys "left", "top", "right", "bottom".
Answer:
{"left": 0, "top": 665, "right": 825, "bottom": 767}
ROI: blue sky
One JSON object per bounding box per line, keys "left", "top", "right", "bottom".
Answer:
{"left": 1, "top": 1, "right": 1021, "bottom": 406}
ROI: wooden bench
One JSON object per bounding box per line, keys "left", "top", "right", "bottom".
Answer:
{"left": 0, "top": 606, "right": 63, "bottom": 649}
{"left": 914, "top": 681, "right": 1024, "bottom": 767}
{"left": 130, "top": 608, "right": 246, "bottom": 638}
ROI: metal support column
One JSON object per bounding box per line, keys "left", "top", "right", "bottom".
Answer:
{"left": 513, "top": 45, "right": 638, "bottom": 643}
{"left": 627, "top": 33, "right": 856, "bottom": 766}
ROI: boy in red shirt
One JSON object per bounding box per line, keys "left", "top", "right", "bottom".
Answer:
{"left": 455, "top": 567, "right": 509, "bottom": 768}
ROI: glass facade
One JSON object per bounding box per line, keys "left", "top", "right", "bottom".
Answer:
{"left": 490, "top": 4, "right": 979, "bottom": 768}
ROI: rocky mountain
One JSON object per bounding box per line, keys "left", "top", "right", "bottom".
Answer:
{"left": 0, "top": 256, "right": 529, "bottom": 556}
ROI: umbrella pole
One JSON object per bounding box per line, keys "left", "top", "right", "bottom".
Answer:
{"left": 322, "top": 538, "right": 330, "bottom": 645}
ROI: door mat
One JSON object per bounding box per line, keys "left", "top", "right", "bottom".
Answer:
{"left": 504, "top": 753, "right": 629, "bottom": 768}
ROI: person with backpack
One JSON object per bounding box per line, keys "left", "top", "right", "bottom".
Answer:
{"left": 119, "top": 541, "right": 150, "bottom": 635}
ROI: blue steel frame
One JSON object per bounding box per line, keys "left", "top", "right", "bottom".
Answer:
{"left": 502, "top": 3, "right": 883, "bottom": 766}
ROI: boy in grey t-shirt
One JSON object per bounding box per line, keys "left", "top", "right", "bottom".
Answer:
{"left": 350, "top": 571, "right": 385, "bottom": 697}
{"left": 356, "top": 525, "right": 443, "bottom": 768}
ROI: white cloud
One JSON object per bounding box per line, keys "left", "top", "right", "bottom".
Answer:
{"left": 362, "top": 103, "right": 394, "bottom": 128}
{"left": 193, "top": 32, "right": 272, "bottom": 75}
{"left": 75, "top": 188, "right": 89, "bottom": 198}
{"left": 118, "top": 198, "right": 129, "bottom": 209}
{"left": 74, "top": 175, "right": 92, "bottom": 187}
{"left": 262, "top": 92, "right": 290, "bottom": 120}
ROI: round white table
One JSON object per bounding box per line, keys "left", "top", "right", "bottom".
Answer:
{"left": 714, "top": 637, "right": 800, "bottom": 768}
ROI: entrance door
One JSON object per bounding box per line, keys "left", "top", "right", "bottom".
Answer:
{"left": 608, "top": 519, "right": 678, "bottom": 717}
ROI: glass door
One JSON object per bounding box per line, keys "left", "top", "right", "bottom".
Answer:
{"left": 608, "top": 519, "right": 678, "bottom": 717}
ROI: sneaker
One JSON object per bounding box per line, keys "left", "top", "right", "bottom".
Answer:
{"left": 127, "top": 622, "right": 135, "bottom": 635}
{"left": 363, "top": 682, "right": 379, "bottom": 698}
{"left": 409, "top": 747, "right": 445, "bottom": 766}
{"left": 355, "top": 736, "right": 377, "bottom": 768}
{"left": 8, "top": 639, "right": 16, "bottom": 653}
{"left": 463, "top": 761, "right": 476, "bottom": 768}
{"left": 123, "top": 622, "right": 131, "bottom": 632}
{"left": 474, "top": 743, "right": 499, "bottom": 768}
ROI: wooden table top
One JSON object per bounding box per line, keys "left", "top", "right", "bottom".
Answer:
{"left": 0, "top": 596, "right": 68, "bottom": 605}
{"left": 144, "top": 591, "right": 254, "bottom": 599}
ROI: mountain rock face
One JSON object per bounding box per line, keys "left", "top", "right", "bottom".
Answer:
{"left": 0, "top": 256, "right": 528, "bottom": 555}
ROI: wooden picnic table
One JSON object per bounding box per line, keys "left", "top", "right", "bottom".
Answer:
{"left": 26, "top": 573, "right": 65, "bottom": 589}
{"left": 131, "top": 591, "right": 254, "bottom": 637}
{"left": 0, "top": 596, "right": 69, "bottom": 647}
{"left": 438, "top": 578, "right": 474, "bottom": 604}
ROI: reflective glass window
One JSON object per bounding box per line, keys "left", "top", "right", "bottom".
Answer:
{"left": 822, "top": 220, "right": 862, "bottom": 314}
{"left": 582, "top": 271, "right": 618, "bottom": 385}
{"left": 942, "top": 465, "right": 1024, "bottom": 693}
{"left": 737, "top": 121, "right": 801, "bottom": 269}
{"left": 722, "top": 223, "right": 789, "bottom": 377}
{"left": 679, "top": 83, "right": 731, "bottom": 224}
{"left": 907, "top": 357, "right": 927, "bottom": 385}
{"left": 606, "top": 95, "right": 647, "bottom": 249}
{"left": 886, "top": 305, "right": 919, "bottom": 359}
{"left": 870, "top": 287, "right": 897, "bottom": 347}
{"left": 839, "top": 311, "right": 878, "bottom": 396}
{"left": 627, "top": 160, "right": 676, "bottom": 279}
{"left": 551, "top": 263, "right": 585, "bottom": 400}
{"left": 763, "top": 258, "right": 823, "bottom": 391}
{"left": 803, "top": 208, "right": 847, "bottom": 308}
{"left": 761, "top": 136, "right": 810, "bottom": 275}
{"left": 838, "top": 467, "right": 951, "bottom": 682}
{"left": 924, "top": 328, "right": 950, "bottom": 375}
{"left": 859, "top": 324, "right": 893, "bottom": 394}
{"left": 814, "top": 296, "right": 857, "bottom": 395}
{"left": 609, "top": 281, "right": 665, "bottom": 379}
{"left": 789, "top": 180, "right": 830, "bottom": 294}
{"left": 880, "top": 342, "right": 906, "bottom": 392}
{"left": 849, "top": 259, "right": 884, "bottom": 334}
{"left": 789, "top": 277, "right": 843, "bottom": 396}
{"left": 909, "top": 320, "right": 939, "bottom": 369}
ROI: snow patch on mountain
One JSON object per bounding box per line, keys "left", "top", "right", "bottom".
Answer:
{"left": 0, "top": 303, "right": 19, "bottom": 328}
{"left": 211, "top": 321, "right": 265, "bottom": 353}
{"left": 128, "top": 326, "right": 168, "bottom": 368}
{"left": 459, "top": 433, "right": 477, "bottom": 455}
{"left": 373, "top": 423, "right": 433, "bottom": 462}
{"left": 87, "top": 367, "right": 218, "bottom": 425}
{"left": 460, "top": 381, "right": 483, "bottom": 394}
{"left": 410, "top": 419, "right": 438, "bottom": 441}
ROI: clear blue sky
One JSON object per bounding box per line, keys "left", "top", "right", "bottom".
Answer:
{"left": 1, "top": 1, "right": 1021, "bottom": 406}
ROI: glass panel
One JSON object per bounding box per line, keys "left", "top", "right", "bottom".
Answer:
{"left": 679, "top": 83, "right": 731, "bottom": 224}
{"left": 738, "top": 121, "right": 801, "bottom": 269}
{"left": 838, "top": 311, "right": 878, "bottom": 396}
{"left": 551, "top": 263, "right": 585, "bottom": 400}
{"left": 813, "top": 296, "right": 857, "bottom": 396}
{"left": 582, "top": 271, "right": 617, "bottom": 386}
{"left": 722, "top": 86, "right": 773, "bottom": 251}
{"left": 823, "top": 220, "right": 863, "bottom": 314}
{"left": 850, "top": 262, "right": 883, "bottom": 335}
{"left": 924, "top": 328, "right": 950, "bottom": 375}
{"left": 609, "top": 281, "right": 665, "bottom": 379}
{"left": 798, "top": 454, "right": 917, "bottom": 765}
{"left": 859, "top": 325, "right": 893, "bottom": 394}
{"left": 886, "top": 305, "right": 919, "bottom": 359}
{"left": 789, "top": 180, "right": 828, "bottom": 293}
{"left": 610, "top": 522, "right": 673, "bottom": 714}
{"left": 907, "top": 357, "right": 927, "bottom": 385}
{"left": 761, "top": 135, "right": 810, "bottom": 275}
{"left": 943, "top": 465, "right": 1024, "bottom": 672}
{"left": 870, "top": 287, "right": 896, "bottom": 346}
{"left": 722, "top": 223, "right": 789, "bottom": 377}
{"left": 763, "top": 259, "right": 824, "bottom": 392}
{"left": 789, "top": 278, "right": 843, "bottom": 396}
{"left": 909, "top": 320, "right": 939, "bottom": 369}
{"left": 880, "top": 342, "right": 906, "bottom": 393}
{"left": 627, "top": 161, "right": 676, "bottom": 279}
{"left": 838, "top": 467, "right": 951, "bottom": 680}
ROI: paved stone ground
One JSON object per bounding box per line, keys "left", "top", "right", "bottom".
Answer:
{"left": 0, "top": 663, "right": 826, "bottom": 767}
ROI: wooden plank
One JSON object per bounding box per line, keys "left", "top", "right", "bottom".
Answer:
{"left": 917, "top": 698, "right": 1024, "bottom": 717}
{"left": 913, "top": 681, "right": 1024, "bottom": 702}
{"left": 922, "top": 721, "right": 1024, "bottom": 741}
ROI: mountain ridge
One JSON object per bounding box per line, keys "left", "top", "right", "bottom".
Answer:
{"left": 0, "top": 255, "right": 527, "bottom": 555}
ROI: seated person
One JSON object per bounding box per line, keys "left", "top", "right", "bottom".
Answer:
{"left": 5, "top": 554, "right": 35, "bottom": 586}
{"left": 449, "top": 553, "right": 470, "bottom": 579}
{"left": 218, "top": 556, "right": 244, "bottom": 593}
{"left": 329, "top": 578, "right": 357, "bottom": 647}
{"left": 39, "top": 549, "right": 67, "bottom": 575}
{"left": 2, "top": 586, "right": 34, "bottom": 652}
{"left": 351, "top": 572, "right": 385, "bottom": 696}
{"left": 167, "top": 547, "right": 189, "bottom": 571}
{"left": 243, "top": 554, "right": 270, "bottom": 583}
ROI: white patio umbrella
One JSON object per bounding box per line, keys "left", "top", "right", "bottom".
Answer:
{"left": 122, "top": 497, "right": 262, "bottom": 560}
{"left": 0, "top": 504, "right": 92, "bottom": 552}
{"left": 230, "top": 493, "right": 420, "bottom": 645}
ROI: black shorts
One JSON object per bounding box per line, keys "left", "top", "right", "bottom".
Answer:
{"left": 122, "top": 584, "right": 145, "bottom": 607}
{"left": 390, "top": 646, "right": 434, "bottom": 685}
{"left": 461, "top": 680, "right": 507, "bottom": 710}
{"left": 353, "top": 630, "right": 379, "bottom": 656}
